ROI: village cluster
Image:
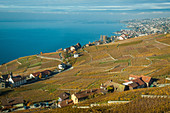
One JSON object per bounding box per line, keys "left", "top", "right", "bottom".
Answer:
{"left": 0, "top": 63, "right": 72, "bottom": 89}
{"left": 0, "top": 74, "right": 156, "bottom": 112}
{"left": 0, "top": 43, "right": 83, "bottom": 89}
{"left": 116, "top": 17, "right": 170, "bottom": 40}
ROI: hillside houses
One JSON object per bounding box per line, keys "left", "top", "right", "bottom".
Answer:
{"left": 29, "top": 72, "right": 42, "bottom": 80}
{"left": 71, "top": 89, "right": 106, "bottom": 104}
{"left": 122, "top": 75, "right": 153, "bottom": 90}
{"left": 57, "top": 92, "right": 72, "bottom": 108}
{"left": 100, "top": 75, "right": 153, "bottom": 93}
{"left": 8, "top": 75, "right": 26, "bottom": 88}
{"left": 128, "top": 75, "right": 153, "bottom": 87}
{"left": 64, "top": 43, "right": 81, "bottom": 53}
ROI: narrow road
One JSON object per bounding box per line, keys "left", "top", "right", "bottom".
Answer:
{"left": 155, "top": 40, "right": 170, "bottom": 47}
{"left": 37, "top": 55, "right": 62, "bottom": 62}
{"left": 17, "top": 60, "right": 22, "bottom": 65}
{"left": 107, "top": 53, "right": 118, "bottom": 61}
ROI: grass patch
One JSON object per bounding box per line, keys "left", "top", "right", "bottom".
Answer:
{"left": 99, "top": 61, "right": 114, "bottom": 64}
{"left": 119, "top": 40, "right": 143, "bottom": 46}
{"left": 149, "top": 54, "right": 170, "bottom": 60}
{"left": 128, "top": 59, "right": 131, "bottom": 66}
{"left": 18, "top": 63, "right": 30, "bottom": 69}
{"left": 114, "top": 59, "right": 130, "bottom": 63}
{"left": 29, "top": 62, "right": 41, "bottom": 68}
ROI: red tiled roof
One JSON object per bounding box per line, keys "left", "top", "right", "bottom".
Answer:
{"left": 58, "top": 92, "right": 70, "bottom": 100}
{"left": 141, "top": 75, "right": 152, "bottom": 83}
{"left": 12, "top": 76, "right": 26, "bottom": 82}
{"left": 74, "top": 89, "right": 99, "bottom": 99}
{"left": 124, "top": 80, "right": 130, "bottom": 82}
{"left": 59, "top": 99, "right": 73, "bottom": 107}
{"left": 132, "top": 78, "right": 145, "bottom": 86}
{"left": 41, "top": 70, "right": 51, "bottom": 75}
{"left": 32, "top": 72, "right": 42, "bottom": 77}
{"left": 128, "top": 82, "right": 138, "bottom": 88}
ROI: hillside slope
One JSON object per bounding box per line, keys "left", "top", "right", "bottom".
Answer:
{"left": 0, "top": 34, "right": 170, "bottom": 112}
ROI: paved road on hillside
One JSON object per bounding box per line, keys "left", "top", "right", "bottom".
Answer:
{"left": 37, "top": 55, "right": 62, "bottom": 62}
{"left": 155, "top": 40, "right": 170, "bottom": 47}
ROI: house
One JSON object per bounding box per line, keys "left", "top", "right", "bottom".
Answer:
{"left": 1, "top": 74, "right": 10, "bottom": 82}
{"left": 64, "top": 47, "right": 70, "bottom": 52}
{"left": 101, "top": 80, "right": 128, "bottom": 92}
{"left": 128, "top": 82, "right": 138, "bottom": 90}
{"left": 76, "top": 43, "right": 81, "bottom": 49}
{"left": 58, "top": 99, "right": 73, "bottom": 108}
{"left": 8, "top": 75, "right": 26, "bottom": 87}
{"left": 117, "top": 36, "right": 125, "bottom": 40}
{"left": 41, "top": 70, "right": 52, "bottom": 78}
{"left": 29, "top": 72, "right": 42, "bottom": 80}
{"left": 122, "top": 81, "right": 133, "bottom": 86}
{"left": 95, "top": 41, "right": 102, "bottom": 46}
{"left": 140, "top": 75, "right": 153, "bottom": 87}
{"left": 71, "top": 89, "right": 101, "bottom": 104}
{"left": 70, "top": 46, "right": 76, "bottom": 51}
{"left": 86, "top": 44, "right": 90, "bottom": 47}
{"left": 58, "top": 92, "right": 70, "bottom": 102}
{"left": 132, "top": 78, "right": 146, "bottom": 88}
{"left": 74, "top": 53, "right": 79, "bottom": 58}
{"left": 58, "top": 63, "right": 66, "bottom": 70}
{"left": 129, "top": 75, "right": 153, "bottom": 87}
{"left": 1, "top": 97, "right": 24, "bottom": 108}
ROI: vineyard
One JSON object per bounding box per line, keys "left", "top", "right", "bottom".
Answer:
{"left": 0, "top": 34, "right": 170, "bottom": 112}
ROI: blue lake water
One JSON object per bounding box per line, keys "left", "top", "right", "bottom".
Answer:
{"left": 0, "top": 20, "right": 126, "bottom": 64}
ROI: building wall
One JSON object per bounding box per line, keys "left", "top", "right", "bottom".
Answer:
{"left": 30, "top": 74, "right": 35, "bottom": 79}
{"left": 0, "top": 82, "right": 5, "bottom": 89}
{"left": 71, "top": 94, "right": 78, "bottom": 104}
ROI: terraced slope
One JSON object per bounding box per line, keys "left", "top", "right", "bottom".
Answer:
{"left": 0, "top": 34, "right": 169, "bottom": 107}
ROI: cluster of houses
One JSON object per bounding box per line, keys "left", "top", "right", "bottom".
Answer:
{"left": 56, "top": 74, "right": 154, "bottom": 108}
{"left": 0, "top": 74, "right": 155, "bottom": 111}
{"left": 0, "top": 70, "right": 52, "bottom": 89}
{"left": 85, "top": 35, "right": 114, "bottom": 47}
{"left": 100, "top": 75, "right": 154, "bottom": 92}
{"left": 57, "top": 89, "right": 107, "bottom": 108}
{"left": 0, "top": 60, "right": 72, "bottom": 89}
{"left": 62, "top": 43, "right": 81, "bottom": 59}
{"left": 64, "top": 43, "right": 81, "bottom": 53}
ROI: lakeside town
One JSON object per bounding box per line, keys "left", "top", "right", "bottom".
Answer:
{"left": 83, "top": 17, "right": 170, "bottom": 47}
{"left": 0, "top": 17, "right": 170, "bottom": 112}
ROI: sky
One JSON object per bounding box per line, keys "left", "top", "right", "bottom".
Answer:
{"left": 0, "top": 0, "right": 169, "bottom": 21}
